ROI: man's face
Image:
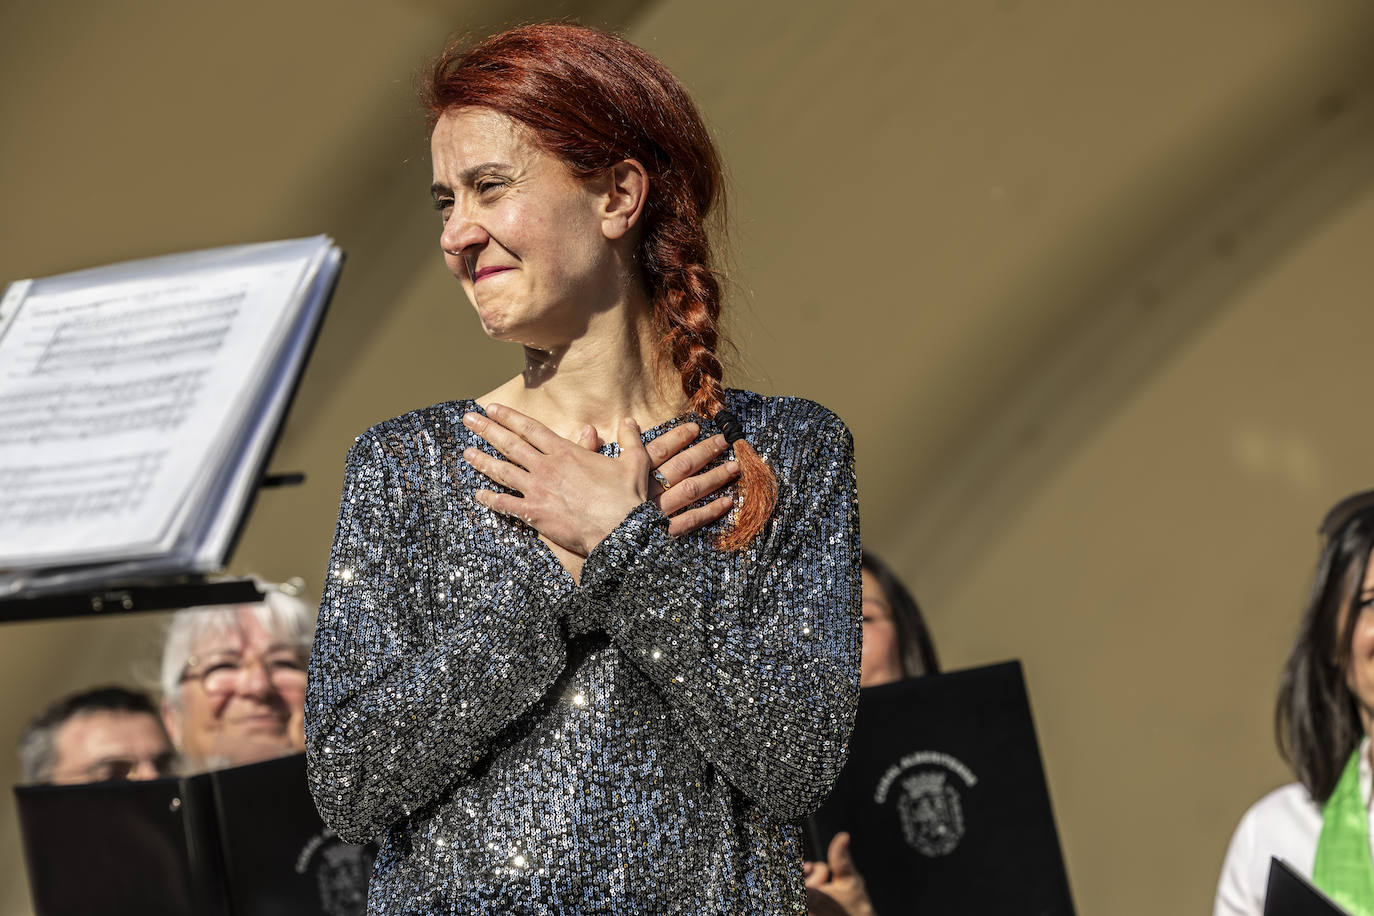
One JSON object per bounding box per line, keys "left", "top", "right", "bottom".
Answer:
{"left": 164, "top": 606, "right": 308, "bottom": 768}
{"left": 48, "top": 710, "right": 176, "bottom": 784}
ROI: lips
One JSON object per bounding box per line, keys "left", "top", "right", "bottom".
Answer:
{"left": 473, "top": 265, "right": 514, "bottom": 282}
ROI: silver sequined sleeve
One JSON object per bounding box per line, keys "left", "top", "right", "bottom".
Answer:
{"left": 306, "top": 430, "right": 569, "bottom": 844}
{"left": 577, "top": 408, "right": 860, "bottom": 819}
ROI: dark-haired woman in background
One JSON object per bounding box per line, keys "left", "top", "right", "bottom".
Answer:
{"left": 858, "top": 551, "right": 940, "bottom": 687}
{"left": 305, "top": 23, "right": 860, "bottom": 916}
{"left": 1215, "top": 491, "right": 1374, "bottom": 916}
{"left": 804, "top": 552, "right": 939, "bottom": 915}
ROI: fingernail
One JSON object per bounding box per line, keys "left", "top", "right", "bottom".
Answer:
{"left": 463, "top": 413, "right": 480, "bottom": 427}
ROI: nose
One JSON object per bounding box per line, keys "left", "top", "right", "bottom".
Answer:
{"left": 439, "top": 204, "right": 490, "bottom": 270}
{"left": 131, "top": 759, "right": 163, "bottom": 781}
{"left": 237, "top": 659, "right": 275, "bottom": 698}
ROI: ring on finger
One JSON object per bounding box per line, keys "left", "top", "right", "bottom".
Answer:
{"left": 652, "top": 467, "right": 673, "bottom": 490}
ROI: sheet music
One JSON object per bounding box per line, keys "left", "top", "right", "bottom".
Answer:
{"left": 191, "top": 245, "right": 340, "bottom": 569}
{"left": 0, "top": 256, "right": 309, "bottom": 567}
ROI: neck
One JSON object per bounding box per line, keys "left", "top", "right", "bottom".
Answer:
{"left": 487, "top": 289, "right": 691, "bottom": 443}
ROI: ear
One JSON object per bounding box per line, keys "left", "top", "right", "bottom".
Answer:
{"left": 161, "top": 699, "right": 183, "bottom": 747}
{"left": 599, "top": 159, "right": 649, "bottom": 241}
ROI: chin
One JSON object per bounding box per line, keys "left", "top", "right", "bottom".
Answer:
{"left": 480, "top": 316, "right": 551, "bottom": 349}
{"left": 232, "top": 718, "right": 289, "bottom": 737}
{"left": 476, "top": 308, "right": 520, "bottom": 341}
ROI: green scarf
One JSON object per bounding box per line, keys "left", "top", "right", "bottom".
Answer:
{"left": 1314, "top": 747, "right": 1374, "bottom": 916}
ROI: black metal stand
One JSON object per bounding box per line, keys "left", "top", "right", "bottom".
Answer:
{"left": 0, "top": 577, "right": 267, "bottom": 624}
{"left": 0, "top": 462, "right": 317, "bottom": 623}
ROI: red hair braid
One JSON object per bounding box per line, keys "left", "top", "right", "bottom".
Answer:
{"left": 648, "top": 215, "right": 776, "bottom": 551}
{"left": 422, "top": 23, "right": 777, "bottom": 549}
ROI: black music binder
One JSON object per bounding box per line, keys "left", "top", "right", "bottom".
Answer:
{"left": 807, "top": 660, "right": 1075, "bottom": 916}
{"left": 15, "top": 752, "right": 373, "bottom": 916}
{"left": 1265, "top": 858, "right": 1353, "bottom": 916}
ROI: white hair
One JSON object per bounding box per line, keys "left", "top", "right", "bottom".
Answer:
{"left": 160, "top": 580, "right": 316, "bottom": 708}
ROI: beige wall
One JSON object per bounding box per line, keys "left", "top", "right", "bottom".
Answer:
{"left": 940, "top": 181, "right": 1374, "bottom": 912}
{"left": 3, "top": 1, "right": 1374, "bottom": 913}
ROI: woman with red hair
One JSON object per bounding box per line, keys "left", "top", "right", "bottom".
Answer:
{"left": 306, "top": 23, "right": 860, "bottom": 914}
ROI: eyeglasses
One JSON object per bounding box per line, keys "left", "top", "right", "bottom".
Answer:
{"left": 180, "top": 652, "right": 308, "bottom": 697}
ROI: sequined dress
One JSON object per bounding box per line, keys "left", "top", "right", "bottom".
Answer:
{"left": 306, "top": 389, "right": 861, "bottom": 915}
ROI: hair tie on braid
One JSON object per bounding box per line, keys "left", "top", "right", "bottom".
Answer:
{"left": 714, "top": 410, "right": 744, "bottom": 445}
{"left": 708, "top": 407, "right": 777, "bottom": 552}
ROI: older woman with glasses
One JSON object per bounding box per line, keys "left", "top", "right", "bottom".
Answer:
{"left": 160, "top": 581, "right": 315, "bottom": 771}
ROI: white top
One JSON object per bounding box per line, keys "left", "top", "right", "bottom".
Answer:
{"left": 1214, "top": 741, "right": 1374, "bottom": 916}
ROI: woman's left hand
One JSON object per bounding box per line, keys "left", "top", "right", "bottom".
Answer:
{"left": 462, "top": 403, "right": 734, "bottom": 556}
{"left": 802, "top": 833, "right": 875, "bottom": 916}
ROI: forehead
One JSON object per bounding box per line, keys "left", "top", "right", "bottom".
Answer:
{"left": 192, "top": 606, "right": 293, "bottom": 655}
{"left": 56, "top": 710, "right": 168, "bottom": 755}
{"left": 430, "top": 107, "right": 540, "bottom": 170}
{"left": 860, "top": 568, "right": 888, "bottom": 607}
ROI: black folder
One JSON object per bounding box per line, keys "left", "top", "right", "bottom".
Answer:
{"left": 807, "top": 660, "right": 1075, "bottom": 916}
{"left": 1264, "top": 858, "right": 1352, "bottom": 916}
{"left": 15, "top": 752, "right": 373, "bottom": 916}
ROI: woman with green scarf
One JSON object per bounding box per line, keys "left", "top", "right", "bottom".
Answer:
{"left": 1216, "top": 491, "right": 1374, "bottom": 916}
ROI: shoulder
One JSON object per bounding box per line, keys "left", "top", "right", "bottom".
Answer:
{"left": 1214, "top": 783, "right": 1321, "bottom": 916}
{"left": 349, "top": 399, "right": 478, "bottom": 455}
{"left": 724, "top": 389, "right": 852, "bottom": 451}
{"left": 341, "top": 400, "right": 481, "bottom": 481}
{"left": 1236, "top": 782, "right": 1322, "bottom": 842}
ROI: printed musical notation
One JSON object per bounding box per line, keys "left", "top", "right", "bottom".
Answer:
{"left": 0, "top": 371, "right": 208, "bottom": 446}
{"left": 29, "top": 294, "right": 243, "bottom": 376}
{"left": 0, "top": 453, "right": 166, "bottom": 529}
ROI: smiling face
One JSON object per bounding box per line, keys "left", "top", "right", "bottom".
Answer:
{"left": 430, "top": 106, "right": 620, "bottom": 349}
{"left": 163, "top": 606, "right": 307, "bottom": 769}
{"left": 1344, "top": 548, "right": 1374, "bottom": 736}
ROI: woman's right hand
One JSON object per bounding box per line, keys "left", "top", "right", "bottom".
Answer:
{"left": 581, "top": 421, "right": 740, "bottom": 539}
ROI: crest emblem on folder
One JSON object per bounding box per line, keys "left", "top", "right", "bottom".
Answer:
{"left": 873, "top": 750, "right": 977, "bottom": 858}
{"left": 296, "top": 828, "right": 374, "bottom": 916}
{"left": 897, "top": 769, "right": 966, "bottom": 857}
